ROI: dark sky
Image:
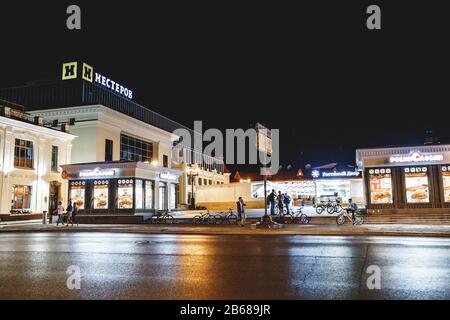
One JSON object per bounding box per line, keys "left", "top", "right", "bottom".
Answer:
{"left": 1, "top": 1, "right": 449, "bottom": 170}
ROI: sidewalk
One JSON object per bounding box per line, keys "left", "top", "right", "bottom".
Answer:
{"left": 1, "top": 221, "right": 450, "bottom": 238}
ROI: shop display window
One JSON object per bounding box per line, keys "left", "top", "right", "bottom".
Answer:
{"left": 93, "top": 180, "right": 109, "bottom": 209}
{"left": 70, "top": 181, "right": 86, "bottom": 209}
{"left": 118, "top": 179, "right": 134, "bottom": 209}
{"left": 135, "top": 179, "right": 143, "bottom": 209}
{"left": 442, "top": 166, "right": 450, "bottom": 203}
{"left": 404, "top": 167, "right": 430, "bottom": 203}
{"left": 368, "top": 168, "right": 393, "bottom": 204}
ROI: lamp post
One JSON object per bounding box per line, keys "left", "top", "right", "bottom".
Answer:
{"left": 187, "top": 165, "right": 199, "bottom": 209}
{"left": 256, "top": 123, "right": 276, "bottom": 228}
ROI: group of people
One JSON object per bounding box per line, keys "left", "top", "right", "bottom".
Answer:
{"left": 267, "top": 189, "right": 291, "bottom": 216}
{"left": 53, "top": 201, "right": 79, "bottom": 227}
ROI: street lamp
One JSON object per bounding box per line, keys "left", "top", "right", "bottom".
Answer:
{"left": 187, "top": 164, "right": 199, "bottom": 209}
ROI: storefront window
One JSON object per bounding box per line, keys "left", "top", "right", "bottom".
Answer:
{"left": 404, "top": 167, "right": 430, "bottom": 203}
{"left": 118, "top": 179, "right": 133, "bottom": 209}
{"left": 93, "top": 180, "right": 109, "bottom": 209}
{"left": 11, "top": 185, "right": 32, "bottom": 210}
{"left": 442, "top": 166, "right": 450, "bottom": 203}
{"left": 145, "top": 180, "right": 154, "bottom": 209}
{"left": 70, "top": 181, "right": 86, "bottom": 209}
{"left": 135, "top": 179, "right": 143, "bottom": 209}
{"left": 368, "top": 168, "right": 393, "bottom": 204}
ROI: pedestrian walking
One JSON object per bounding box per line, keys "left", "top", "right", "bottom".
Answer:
{"left": 267, "top": 189, "right": 276, "bottom": 215}
{"left": 66, "top": 202, "right": 73, "bottom": 227}
{"left": 54, "top": 201, "right": 64, "bottom": 226}
{"left": 72, "top": 202, "right": 79, "bottom": 226}
{"left": 236, "top": 197, "right": 246, "bottom": 226}
{"left": 277, "top": 191, "right": 284, "bottom": 215}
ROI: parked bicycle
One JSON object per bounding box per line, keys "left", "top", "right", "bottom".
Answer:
{"left": 150, "top": 210, "right": 175, "bottom": 224}
{"left": 193, "top": 210, "right": 217, "bottom": 224}
{"left": 326, "top": 202, "right": 343, "bottom": 214}
{"left": 287, "top": 208, "right": 310, "bottom": 224}
{"left": 316, "top": 200, "right": 342, "bottom": 214}
{"left": 336, "top": 209, "right": 364, "bottom": 225}
{"left": 215, "top": 208, "right": 238, "bottom": 225}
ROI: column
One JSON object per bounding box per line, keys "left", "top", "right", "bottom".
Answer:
{"left": 35, "top": 137, "right": 47, "bottom": 213}
{"left": 0, "top": 127, "right": 14, "bottom": 215}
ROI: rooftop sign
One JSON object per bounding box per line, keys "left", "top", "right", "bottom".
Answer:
{"left": 62, "top": 61, "right": 133, "bottom": 100}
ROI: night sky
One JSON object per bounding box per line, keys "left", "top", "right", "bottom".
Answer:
{"left": 1, "top": 1, "right": 449, "bottom": 171}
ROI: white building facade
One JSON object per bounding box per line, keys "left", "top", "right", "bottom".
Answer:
{"left": 0, "top": 104, "right": 76, "bottom": 218}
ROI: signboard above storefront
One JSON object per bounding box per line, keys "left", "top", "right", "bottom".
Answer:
{"left": 311, "top": 169, "right": 361, "bottom": 179}
{"left": 389, "top": 151, "right": 444, "bottom": 164}
{"left": 159, "top": 171, "right": 178, "bottom": 181}
{"left": 79, "top": 168, "right": 116, "bottom": 178}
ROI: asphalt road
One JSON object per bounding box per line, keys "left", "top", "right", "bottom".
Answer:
{"left": 1, "top": 232, "right": 450, "bottom": 300}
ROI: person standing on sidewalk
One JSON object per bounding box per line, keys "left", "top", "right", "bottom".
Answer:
{"left": 66, "top": 202, "right": 73, "bottom": 227}
{"left": 54, "top": 201, "right": 64, "bottom": 226}
{"left": 72, "top": 202, "right": 79, "bottom": 227}
{"left": 277, "top": 191, "right": 284, "bottom": 215}
{"left": 236, "top": 197, "right": 247, "bottom": 226}
{"left": 267, "top": 189, "right": 276, "bottom": 215}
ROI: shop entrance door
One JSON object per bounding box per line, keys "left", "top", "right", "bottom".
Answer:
{"left": 49, "top": 182, "right": 61, "bottom": 213}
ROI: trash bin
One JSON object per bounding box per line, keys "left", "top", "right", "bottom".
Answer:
{"left": 42, "top": 211, "right": 48, "bottom": 224}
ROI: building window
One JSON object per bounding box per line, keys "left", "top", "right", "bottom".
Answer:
{"left": 14, "top": 139, "right": 34, "bottom": 169}
{"left": 120, "top": 134, "right": 153, "bottom": 162}
{"left": 163, "top": 155, "right": 168, "bottom": 168}
{"left": 105, "top": 139, "right": 113, "bottom": 162}
{"left": 11, "top": 185, "right": 32, "bottom": 210}
{"left": 51, "top": 146, "right": 59, "bottom": 172}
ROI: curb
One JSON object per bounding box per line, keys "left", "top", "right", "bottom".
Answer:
{"left": 1, "top": 226, "right": 450, "bottom": 238}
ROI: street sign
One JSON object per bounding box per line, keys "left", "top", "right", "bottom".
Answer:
{"left": 256, "top": 123, "right": 272, "bottom": 156}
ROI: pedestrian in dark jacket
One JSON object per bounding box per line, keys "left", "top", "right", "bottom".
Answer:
{"left": 267, "top": 189, "right": 276, "bottom": 215}
{"left": 71, "top": 202, "right": 79, "bottom": 226}
{"left": 277, "top": 191, "right": 284, "bottom": 215}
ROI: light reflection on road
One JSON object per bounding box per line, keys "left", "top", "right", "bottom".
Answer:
{"left": 0, "top": 232, "right": 450, "bottom": 299}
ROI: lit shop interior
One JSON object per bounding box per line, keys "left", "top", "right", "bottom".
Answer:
{"left": 357, "top": 146, "right": 450, "bottom": 211}
{"left": 314, "top": 178, "right": 364, "bottom": 205}
{"left": 249, "top": 176, "right": 364, "bottom": 206}
{"left": 250, "top": 180, "right": 316, "bottom": 205}
{"left": 61, "top": 161, "right": 181, "bottom": 214}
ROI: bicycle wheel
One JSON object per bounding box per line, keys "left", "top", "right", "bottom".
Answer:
{"left": 335, "top": 205, "right": 343, "bottom": 214}
{"left": 354, "top": 216, "right": 364, "bottom": 225}
{"left": 336, "top": 214, "right": 345, "bottom": 225}
{"left": 208, "top": 216, "right": 216, "bottom": 224}
{"left": 316, "top": 206, "right": 324, "bottom": 214}
{"left": 300, "top": 214, "right": 310, "bottom": 225}
{"left": 226, "top": 213, "right": 238, "bottom": 225}
{"left": 215, "top": 214, "right": 224, "bottom": 224}
{"left": 326, "top": 205, "right": 335, "bottom": 214}
{"left": 193, "top": 215, "right": 202, "bottom": 224}
{"left": 164, "top": 214, "right": 174, "bottom": 224}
